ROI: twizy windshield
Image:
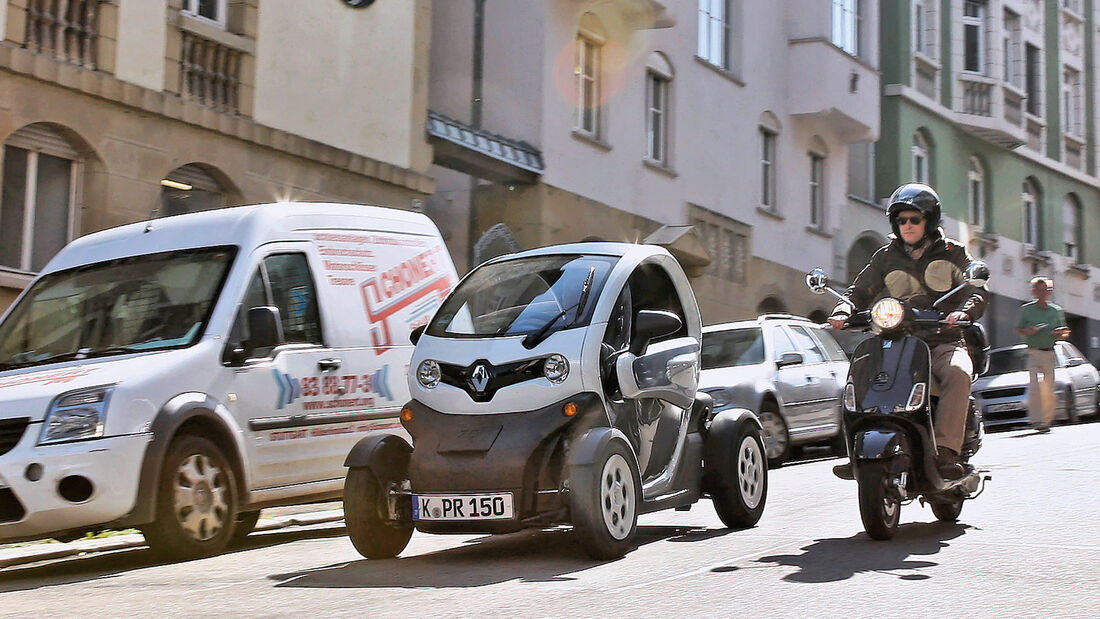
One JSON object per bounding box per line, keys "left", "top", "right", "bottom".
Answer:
{"left": 427, "top": 254, "right": 618, "bottom": 338}
{"left": 0, "top": 246, "right": 237, "bottom": 370}
{"left": 984, "top": 348, "right": 1028, "bottom": 376}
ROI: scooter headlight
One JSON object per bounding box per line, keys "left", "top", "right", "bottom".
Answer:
{"left": 416, "top": 359, "right": 441, "bottom": 389}
{"left": 842, "top": 383, "right": 856, "bottom": 412}
{"left": 871, "top": 298, "right": 905, "bottom": 330}
{"left": 543, "top": 354, "right": 569, "bottom": 383}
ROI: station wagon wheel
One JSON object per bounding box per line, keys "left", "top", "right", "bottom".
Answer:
{"left": 757, "top": 403, "right": 790, "bottom": 467}
{"left": 1064, "top": 390, "right": 1078, "bottom": 424}
{"left": 569, "top": 440, "right": 640, "bottom": 560}
{"left": 142, "top": 435, "right": 238, "bottom": 560}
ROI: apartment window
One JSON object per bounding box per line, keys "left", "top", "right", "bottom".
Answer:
{"left": 1025, "top": 44, "right": 1041, "bottom": 115}
{"left": 184, "top": 0, "right": 227, "bottom": 27}
{"left": 963, "top": 1, "right": 985, "bottom": 74}
{"left": 575, "top": 34, "right": 601, "bottom": 138}
{"left": 1023, "top": 179, "right": 1040, "bottom": 247}
{"left": 831, "top": 0, "right": 860, "bottom": 56}
{"left": 1063, "top": 67, "right": 1081, "bottom": 137}
{"left": 645, "top": 73, "right": 669, "bottom": 164}
{"left": 846, "top": 142, "right": 875, "bottom": 201}
{"left": 1063, "top": 0, "right": 1081, "bottom": 13}
{"left": 912, "top": 131, "right": 929, "bottom": 184}
{"left": 1003, "top": 10, "right": 1019, "bottom": 85}
{"left": 1, "top": 125, "right": 80, "bottom": 273}
{"left": 914, "top": 1, "right": 926, "bottom": 55}
{"left": 760, "top": 128, "right": 777, "bottom": 211}
{"left": 697, "top": 0, "right": 730, "bottom": 69}
{"left": 809, "top": 153, "right": 825, "bottom": 228}
{"left": 967, "top": 157, "right": 985, "bottom": 229}
{"left": 1063, "top": 195, "right": 1081, "bottom": 262}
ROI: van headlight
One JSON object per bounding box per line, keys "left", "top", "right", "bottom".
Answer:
{"left": 40, "top": 386, "right": 114, "bottom": 444}
{"left": 543, "top": 354, "right": 569, "bottom": 383}
{"left": 871, "top": 298, "right": 905, "bottom": 330}
{"left": 416, "top": 360, "right": 441, "bottom": 389}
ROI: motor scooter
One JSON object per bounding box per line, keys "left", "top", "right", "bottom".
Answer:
{"left": 805, "top": 262, "right": 992, "bottom": 540}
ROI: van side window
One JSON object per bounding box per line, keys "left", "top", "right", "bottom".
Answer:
{"left": 264, "top": 254, "right": 322, "bottom": 345}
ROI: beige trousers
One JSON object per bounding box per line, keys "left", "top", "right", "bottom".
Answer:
{"left": 1027, "top": 348, "right": 1057, "bottom": 427}
{"left": 930, "top": 342, "right": 974, "bottom": 455}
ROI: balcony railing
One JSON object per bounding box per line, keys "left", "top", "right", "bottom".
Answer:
{"left": 914, "top": 55, "right": 938, "bottom": 99}
{"left": 179, "top": 31, "right": 241, "bottom": 114}
{"left": 958, "top": 75, "right": 993, "bottom": 116}
{"left": 23, "top": 0, "right": 99, "bottom": 69}
{"left": 1003, "top": 87, "right": 1024, "bottom": 127}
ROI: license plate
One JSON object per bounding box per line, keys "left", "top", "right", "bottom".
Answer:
{"left": 986, "top": 402, "right": 1023, "bottom": 413}
{"left": 412, "top": 492, "right": 514, "bottom": 521}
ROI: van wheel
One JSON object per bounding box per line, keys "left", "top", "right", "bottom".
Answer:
{"left": 569, "top": 440, "right": 639, "bottom": 561}
{"left": 344, "top": 467, "right": 413, "bottom": 559}
{"left": 230, "top": 510, "right": 261, "bottom": 544}
{"left": 142, "top": 435, "right": 238, "bottom": 560}
{"left": 710, "top": 421, "right": 767, "bottom": 528}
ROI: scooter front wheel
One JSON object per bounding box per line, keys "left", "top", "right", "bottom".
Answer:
{"left": 857, "top": 462, "right": 900, "bottom": 540}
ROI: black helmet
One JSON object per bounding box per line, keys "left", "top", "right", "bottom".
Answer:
{"left": 887, "top": 183, "right": 942, "bottom": 240}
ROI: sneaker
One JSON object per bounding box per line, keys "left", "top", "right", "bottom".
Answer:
{"left": 936, "top": 447, "right": 965, "bottom": 481}
{"left": 832, "top": 462, "right": 854, "bottom": 480}
{"left": 1035, "top": 425, "right": 1051, "bottom": 434}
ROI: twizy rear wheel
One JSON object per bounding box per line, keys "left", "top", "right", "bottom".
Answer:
{"left": 344, "top": 467, "right": 413, "bottom": 559}
{"left": 570, "top": 440, "right": 640, "bottom": 560}
{"left": 710, "top": 422, "right": 767, "bottom": 528}
{"left": 857, "top": 462, "right": 900, "bottom": 540}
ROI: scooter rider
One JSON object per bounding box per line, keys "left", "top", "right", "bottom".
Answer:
{"left": 828, "top": 183, "right": 988, "bottom": 481}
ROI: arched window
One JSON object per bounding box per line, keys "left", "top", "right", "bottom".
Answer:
{"left": 574, "top": 13, "right": 606, "bottom": 139}
{"left": 757, "top": 296, "right": 787, "bottom": 315}
{"left": 759, "top": 111, "right": 781, "bottom": 212}
{"left": 160, "top": 163, "right": 230, "bottom": 217}
{"left": 847, "top": 232, "right": 886, "bottom": 284}
{"left": 1, "top": 123, "right": 83, "bottom": 272}
{"left": 967, "top": 156, "right": 985, "bottom": 229}
{"left": 1063, "top": 194, "right": 1082, "bottom": 262}
{"left": 808, "top": 136, "right": 828, "bottom": 229}
{"left": 912, "top": 130, "right": 930, "bottom": 183}
{"left": 645, "top": 52, "right": 674, "bottom": 165}
{"left": 1022, "top": 177, "right": 1041, "bottom": 247}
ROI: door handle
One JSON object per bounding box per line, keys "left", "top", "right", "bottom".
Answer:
{"left": 318, "top": 358, "right": 341, "bottom": 372}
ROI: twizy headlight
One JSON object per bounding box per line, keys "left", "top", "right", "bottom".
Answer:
{"left": 842, "top": 383, "right": 856, "bottom": 412}
{"left": 543, "top": 354, "right": 569, "bottom": 383}
{"left": 871, "top": 298, "right": 905, "bottom": 330}
{"left": 40, "top": 386, "right": 114, "bottom": 444}
{"left": 416, "top": 360, "right": 441, "bottom": 389}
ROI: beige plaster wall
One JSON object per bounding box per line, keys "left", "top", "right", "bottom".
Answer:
{"left": 115, "top": 0, "right": 168, "bottom": 91}
{"left": 252, "top": 0, "right": 431, "bottom": 172}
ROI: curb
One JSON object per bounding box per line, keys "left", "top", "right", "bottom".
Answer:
{"left": 0, "top": 509, "right": 345, "bottom": 569}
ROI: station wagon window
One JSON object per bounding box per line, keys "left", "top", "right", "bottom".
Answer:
{"left": 785, "top": 325, "right": 826, "bottom": 364}
{"left": 771, "top": 327, "right": 798, "bottom": 360}
{"left": 701, "top": 327, "right": 764, "bottom": 369}
{"left": 234, "top": 253, "right": 323, "bottom": 355}
{"left": 810, "top": 328, "right": 848, "bottom": 362}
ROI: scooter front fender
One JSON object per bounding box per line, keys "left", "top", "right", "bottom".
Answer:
{"left": 853, "top": 429, "right": 911, "bottom": 461}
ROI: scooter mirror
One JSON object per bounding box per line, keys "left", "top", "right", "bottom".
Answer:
{"left": 806, "top": 268, "right": 829, "bottom": 294}
{"left": 965, "top": 261, "right": 990, "bottom": 287}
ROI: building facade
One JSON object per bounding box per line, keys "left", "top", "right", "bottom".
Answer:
{"left": 425, "top": 0, "right": 882, "bottom": 324}
{"left": 0, "top": 0, "right": 433, "bottom": 309}
{"left": 877, "top": 0, "right": 1100, "bottom": 361}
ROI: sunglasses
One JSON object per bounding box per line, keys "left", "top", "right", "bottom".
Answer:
{"left": 896, "top": 215, "right": 925, "bottom": 226}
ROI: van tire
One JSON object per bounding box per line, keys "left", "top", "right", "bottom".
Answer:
{"left": 344, "top": 466, "right": 413, "bottom": 559}
{"left": 142, "top": 435, "right": 238, "bottom": 560}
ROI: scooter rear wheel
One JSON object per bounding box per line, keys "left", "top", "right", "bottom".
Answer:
{"left": 857, "top": 462, "right": 900, "bottom": 540}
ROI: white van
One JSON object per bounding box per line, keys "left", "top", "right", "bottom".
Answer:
{"left": 0, "top": 203, "right": 458, "bottom": 558}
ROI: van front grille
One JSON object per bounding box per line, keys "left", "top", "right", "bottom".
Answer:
{"left": 0, "top": 417, "right": 30, "bottom": 456}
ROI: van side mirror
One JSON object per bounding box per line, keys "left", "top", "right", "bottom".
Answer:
{"left": 247, "top": 306, "right": 284, "bottom": 350}
{"left": 410, "top": 325, "right": 426, "bottom": 345}
{"left": 630, "top": 310, "right": 682, "bottom": 356}
{"left": 776, "top": 352, "right": 804, "bottom": 368}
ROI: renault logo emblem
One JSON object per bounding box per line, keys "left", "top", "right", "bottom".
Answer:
{"left": 469, "top": 364, "right": 490, "bottom": 393}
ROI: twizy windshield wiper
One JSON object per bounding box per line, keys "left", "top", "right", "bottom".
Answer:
{"left": 521, "top": 266, "right": 596, "bottom": 350}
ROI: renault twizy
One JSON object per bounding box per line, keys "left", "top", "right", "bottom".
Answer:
{"left": 343, "top": 243, "right": 767, "bottom": 559}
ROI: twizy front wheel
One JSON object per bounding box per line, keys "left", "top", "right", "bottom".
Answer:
{"left": 710, "top": 421, "right": 767, "bottom": 528}
{"left": 570, "top": 440, "right": 640, "bottom": 560}
{"left": 344, "top": 467, "right": 413, "bottom": 559}
{"left": 857, "top": 462, "right": 900, "bottom": 540}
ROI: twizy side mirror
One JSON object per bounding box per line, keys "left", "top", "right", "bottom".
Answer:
{"left": 630, "top": 310, "right": 682, "bottom": 356}
{"left": 410, "top": 324, "right": 426, "bottom": 345}
{"left": 806, "top": 268, "right": 829, "bottom": 294}
{"left": 965, "top": 261, "right": 990, "bottom": 287}
{"left": 776, "top": 352, "right": 804, "bottom": 368}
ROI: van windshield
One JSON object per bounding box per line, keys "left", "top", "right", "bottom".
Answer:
{"left": 0, "top": 246, "right": 237, "bottom": 371}
{"left": 427, "top": 254, "right": 617, "bottom": 338}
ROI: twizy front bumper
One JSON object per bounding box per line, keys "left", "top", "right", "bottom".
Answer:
{"left": 400, "top": 392, "right": 605, "bottom": 534}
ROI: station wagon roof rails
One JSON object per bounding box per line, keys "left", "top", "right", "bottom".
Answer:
{"left": 758, "top": 314, "right": 811, "bottom": 322}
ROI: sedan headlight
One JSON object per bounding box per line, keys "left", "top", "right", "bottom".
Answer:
{"left": 871, "top": 298, "right": 905, "bottom": 331}
{"left": 543, "top": 354, "right": 569, "bottom": 383}
{"left": 416, "top": 360, "right": 441, "bottom": 389}
{"left": 40, "top": 386, "right": 114, "bottom": 444}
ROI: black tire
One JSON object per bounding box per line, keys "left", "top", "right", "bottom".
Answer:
{"left": 569, "top": 439, "right": 640, "bottom": 561}
{"left": 829, "top": 432, "right": 848, "bottom": 457}
{"left": 856, "top": 462, "right": 900, "bottom": 541}
{"left": 230, "top": 510, "right": 261, "bottom": 544}
{"left": 141, "top": 435, "right": 238, "bottom": 560}
{"left": 1065, "top": 390, "right": 1079, "bottom": 424}
{"left": 757, "top": 404, "right": 790, "bottom": 468}
{"left": 344, "top": 466, "right": 413, "bottom": 559}
{"left": 930, "top": 499, "right": 963, "bottom": 522}
{"left": 710, "top": 422, "right": 768, "bottom": 528}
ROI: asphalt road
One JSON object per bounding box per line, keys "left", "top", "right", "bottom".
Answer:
{"left": 2, "top": 421, "right": 1099, "bottom": 618}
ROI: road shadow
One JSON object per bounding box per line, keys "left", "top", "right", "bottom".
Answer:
{"left": 269, "top": 524, "right": 733, "bottom": 589}
{"left": 753, "top": 521, "right": 972, "bottom": 583}
{"left": 0, "top": 524, "right": 348, "bottom": 593}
